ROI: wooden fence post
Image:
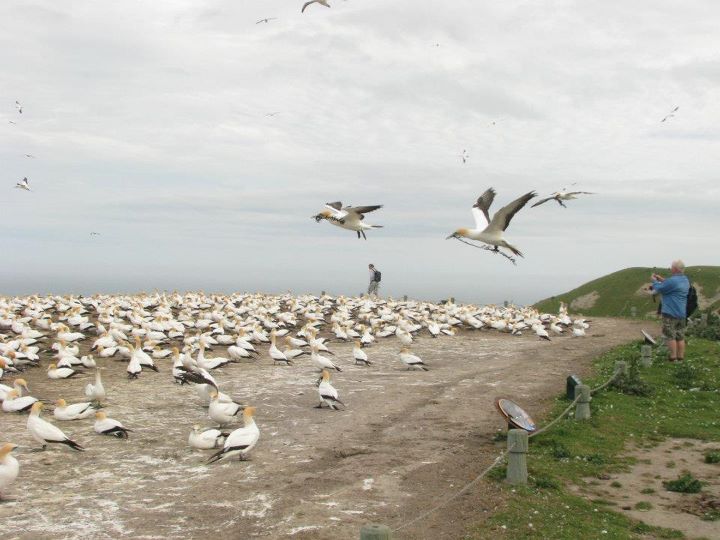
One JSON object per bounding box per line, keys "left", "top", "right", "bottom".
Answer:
{"left": 640, "top": 345, "right": 653, "bottom": 367}
{"left": 574, "top": 384, "right": 591, "bottom": 420}
{"left": 506, "top": 429, "right": 528, "bottom": 485}
{"left": 360, "top": 524, "right": 392, "bottom": 539}
{"left": 615, "top": 360, "right": 628, "bottom": 376}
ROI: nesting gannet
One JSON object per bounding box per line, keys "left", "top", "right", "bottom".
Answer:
{"left": 312, "top": 202, "right": 384, "bottom": 240}
{"left": 84, "top": 368, "right": 106, "bottom": 404}
{"left": 208, "top": 391, "right": 244, "bottom": 426}
{"left": 27, "top": 402, "right": 84, "bottom": 451}
{"left": 399, "top": 347, "right": 429, "bottom": 371}
{"left": 0, "top": 378, "right": 29, "bottom": 401}
{"left": 269, "top": 332, "right": 291, "bottom": 365}
{"left": 311, "top": 345, "right": 342, "bottom": 373}
{"left": 94, "top": 411, "right": 131, "bottom": 438}
{"left": 572, "top": 326, "right": 586, "bottom": 337}
{"left": 54, "top": 399, "right": 98, "bottom": 421}
{"left": 0, "top": 358, "right": 20, "bottom": 380}
{"left": 188, "top": 425, "right": 229, "bottom": 450}
{"left": 317, "top": 370, "right": 344, "bottom": 410}
{"left": 447, "top": 188, "right": 536, "bottom": 259}
{"left": 2, "top": 390, "right": 38, "bottom": 413}
{"left": 207, "top": 406, "right": 259, "bottom": 463}
{"left": 15, "top": 177, "right": 31, "bottom": 192}
{"left": 283, "top": 337, "right": 308, "bottom": 360}
{"left": 47, "top": 363, "right": 80, "bottom": 380}
{"left": 302, "top": 0, "right": 330, "bottom": 13}
{"left": 531, "top": 188, "right": 595, "bottom": 209}
{"left": 352, "top": 341, "right": 371, "bottom": 365}
{"left": 0, "top": 443, "right": 19, "bottom": 499}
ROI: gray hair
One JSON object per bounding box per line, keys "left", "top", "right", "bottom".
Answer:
{"left": 671, "top": 260, "right": 685, "bottom": 272}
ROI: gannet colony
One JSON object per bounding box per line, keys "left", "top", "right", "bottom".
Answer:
{"left": 0, "top": 292, "right": 589, "bottom": 500}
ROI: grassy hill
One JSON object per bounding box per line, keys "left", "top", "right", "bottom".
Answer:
{"left": 534, "top": 266, "right": 720, "bottom": 317}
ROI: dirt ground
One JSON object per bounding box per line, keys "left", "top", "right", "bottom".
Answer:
{"left": 0, "top": 317, "right": 654, "bottom": 539}
{"left": 573, "top": 438, "right": 720, "bottom": 539}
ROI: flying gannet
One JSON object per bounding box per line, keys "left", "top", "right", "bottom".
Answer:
{"left": 302, "top": 0, "right": 330, "bottom": 13}
{"left": 14, "top": 177, "right": 31, "bottom": 192}
{"left": 447, "top": 188, "right": 536, "bottom": 260}
{"left": 313, "top": 202, "right": 384, "bottom": 240}
{"left": 531, "top": 188, "right": 595, "bottom": 209}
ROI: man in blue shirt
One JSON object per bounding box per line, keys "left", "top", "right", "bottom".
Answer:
{"left": 651, "top": 260, "right": 690, "bottom": 362}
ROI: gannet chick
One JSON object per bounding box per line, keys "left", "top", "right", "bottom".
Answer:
{"left": 207, "top": 406, "right": 259, "bottom": 463}
{"left": 188, "top": 425, "right": 229, "bottom": 450}
{"left": 399, "top": 347, "right": 429, "bottom": 371}
{"left": 47, "top": 363, "right": 80, "bottom": 379}
{"left": 27, "top": 402, "right": 84, "bottom": 451}
{"left": 352, "top": 341, "right": 371, "bottom": 366}
{"left": 0, "top": 443, "right": 20, "bottom": 500}
{"left": 2, "top": 390, "right": 38, "bottom": 413}
{"left": 317, "top": 370, "right": 345, "bottom": 410}
{"left": 94, "top": 411, "right": 132, "bottom": 438}
{"left": 53, "top": 398, "right": 98, "bottom": 421}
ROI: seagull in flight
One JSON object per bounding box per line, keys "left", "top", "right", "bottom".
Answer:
{"left": 15, "top": 177, "right": 31, "bottom": 191}
{"left": 447, "top": 188, "right": 536, "bottom": 261}
{"left": 90, "top": 232, "right": 101, "bottom": 237}
{"left": 660, "top": 106, "right": 679, "bottom": 123}
{"left": 312, "top": 202, "right": 383, "bottom": 240}
{"left": 24, "top": 154, "right": 35, "bottom": 158}
{"left": 15, "top": 101, "right": 22, "bottom": 114}
{"left": 302, "top": 0, "right": 330, "bottom": 13}
{"left": 531, "top": 188, "right": 595, "bottom": 209}
{"left": 265, "top": 112, "right": 280, "bottom": 117}
{"left": 8, "top": 120, "right": 16, "bottom": 125}
{"left": 256, "top": 17, "right": 277, "bottom": 24}
{"left": 459, "top": 149, "right": 469, "bottom": 164}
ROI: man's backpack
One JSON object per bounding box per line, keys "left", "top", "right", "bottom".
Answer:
{"left": 686, "top": 284, "right": 698, "bottom": 318}
{"left": 374, "top": 270, "right": 382, "bottom": 282}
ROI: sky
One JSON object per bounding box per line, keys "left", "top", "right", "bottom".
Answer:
{"left": 1, "top": 0, "right": 719, "bottom": 305}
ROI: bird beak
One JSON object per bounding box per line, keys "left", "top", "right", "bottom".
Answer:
{"left": 312, "top": 214, "right": 323, "bottom": 222}
{"left": 446, "top": 233, "right": 458, "bottom": 240}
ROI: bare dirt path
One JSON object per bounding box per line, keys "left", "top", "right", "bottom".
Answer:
{"left": 0, "top": 317, "right": 655, "bottom": 539}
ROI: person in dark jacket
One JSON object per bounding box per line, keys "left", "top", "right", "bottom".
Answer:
{"left": 367, "top": 264, "right": 381, "bottom": 297}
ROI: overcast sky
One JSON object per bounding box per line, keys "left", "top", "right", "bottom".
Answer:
{"left": 1, "top": 0, "right": 719, "bottom": 304}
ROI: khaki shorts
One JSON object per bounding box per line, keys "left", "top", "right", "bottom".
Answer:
{"left": 662, "top": 315, "right": 687, "bottom": 341}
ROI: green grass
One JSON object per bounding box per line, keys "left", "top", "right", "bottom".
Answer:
{"left": 663, "top": 472, "right": 703, "bottom": 494}
{"left": 704, "top": 450, "right": 720, "bottom": 464}
{"left": 465, "top": 338, "right": 720, "bottom": 539}
{"left": 533, "top": 266, "right": 720, "bottom": 317}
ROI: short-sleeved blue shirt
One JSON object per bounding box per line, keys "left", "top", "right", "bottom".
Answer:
{"left": 652, "top": 274, "right": 690, "bottom": 319}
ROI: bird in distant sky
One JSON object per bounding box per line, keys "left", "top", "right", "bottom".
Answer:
{"left": 265, "top": 112, "right": 280, "bottom": 117}
{"left": 8, "top": 120, "right": 16, "bottom": 125}
{"left": 660, "top": 106, "right": 679, "bottom": 123}
{"left": 15, "top": 101, "right": 22, "bottom": 114}
{"left": 459, "top": 149, "right": 469, "bottom": 164}
{"left": 24, "top": 154, "right": 35, "bottom": 158}
{"left": 531, "top": 188, "right": 595, "bottom": 209}
{"left": 90, "top": 232, "right": 101, "bottom": 237}
{"left": 256, "top": 17, "right": 277, "bottom": 24}
{"left": 302, "top": 0, "right": 330, "bottom": 13}
{"left": 14, "top": 177, "right": 31, "bottom": 191}
{"left": 447, "top": 188, "right": 536, "bottom": 259}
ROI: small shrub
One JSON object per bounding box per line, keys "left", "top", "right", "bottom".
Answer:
{"left": 551, "top": 442, "right": 572, "bottom": 459}
{"left": 704, "top": 450, "right": 720, "bottom": 464}
{"left": 531, "top": 475, "right": 559, "bottom": 490}
{"left": 640, "top": 487, "right": 656, "bottom": 494}
{"left": 610, "top": 481, "right": 622, "bottom": 488}
{"left": 666, "top": 460, "right": 676, "bottom": 469}
{"left": 664, "top": 472, "right": 703, "bottom": 493}
{"left": 674, "top": 362, "right": 697, "bottom": 390}
{"left": 635, "top": 501, "right": 653, "bottom": 511}
{"left": 613, "top": 357, "right": 653, "bottom": 396}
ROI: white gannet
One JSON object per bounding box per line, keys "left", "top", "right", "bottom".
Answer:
{"left": 0, "top": 377, "right": 28, "bottom": 401}
{"left": 269, "top": 332, "right": 291, "bottom": 365}
{"left": 0, "top": 443, "right": 20, "bottom": 499}
{"left": 207, "top": 406, "right": 259, "bottom": 463}
{"left": 27, "top": 402, "right": 84, "bottom": 451}
{"left": 531, "top": 188, "right": 595, "bottom": 209}
{"left": 352, "top": 341, "right": 371, "bottom": 366}
{"left": 85, "top": 368, "right": 106, "bottom": 404}
{"left": 310, "top": 345, "right": 342, "bottom": 374}
{"left": 15, "top": 177, "right": 31, "bottom": 192}
{"left": 188, "top": 425, "right": 228, "bottom": 450}
{"left": 399, "top": 347, "right": 429, "bottom": 371}
{"left": 572, "top": 325, "right": 586, "bottom": 337}
{"left": 47, "top": 363, "right": 80, "bottom": 380}
{"left": 208, "top": 391, "right": 244, "bottom": 426}
{"left": 317, "top": 369, "right": 344, "bottom": 410}
{"left": 447, "top": 188, "right": 536, "bottom": 259}
{"left": 53, "top": 398, "right": 98, "bottom": 421}
{"left": 283, "top": 337, "right": 308, "bottom": 360}
{"left": 302, "top": 0, "right": 330, "bottom": 13}
{"left": 0, "top": 358, "right": 20, "bottom": 380}
{"left": 94, "top": 411, "right": 131, "bottom": 438}
{"left": 312, "top": 201, "right": 384, "bottom": 240}
{"left": 2, "top": 390, "right": 38, "bottom": 413}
